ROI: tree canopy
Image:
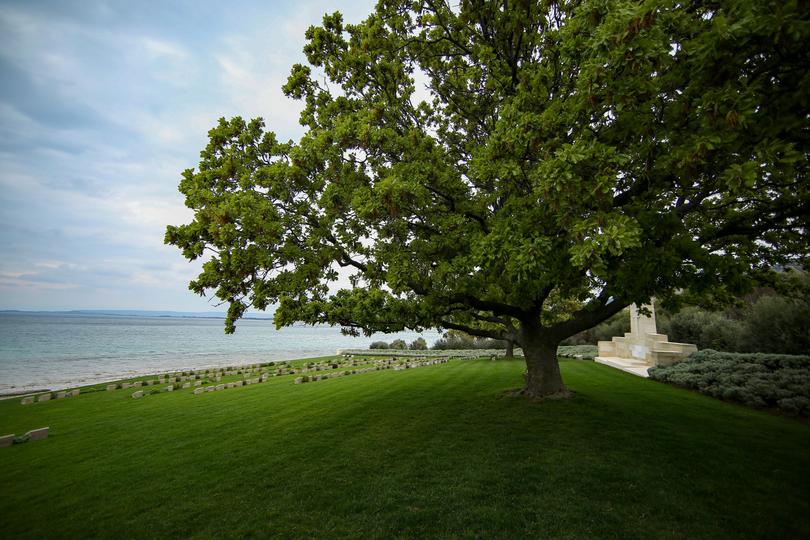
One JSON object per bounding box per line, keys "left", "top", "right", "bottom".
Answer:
{"left": 167, "top": 0, "right": 809, "bottom": 398}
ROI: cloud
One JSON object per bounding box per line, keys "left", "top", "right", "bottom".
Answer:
{"left": 0, "top": 0, "right": 377, "bottom": 311}
{"left": 0, "top": 276, "right": 80, "bottom": 291}
{"left": 141, "top": 37, "right": 189, "bottom": 60}
{"left": 214, "top": 46, "right": 303, "bottom": 135}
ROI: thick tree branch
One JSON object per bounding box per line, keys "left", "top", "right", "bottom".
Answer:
{"left": 470, "top": 311, "right": 509, "bottom": 325}
{"left": 438, "top": 319, "right": 508, "bottom": 341}
{"left": 698, "top": 200, "right": 810, "bottom": 245}
{"left": 322, "top": 231, "right": 368, "bottom": 272}
{"left": 408, "top": 280, "right": 528, "bottom": 319}
{"left": 550, "top": 295, "right": 628, "bottom": 339}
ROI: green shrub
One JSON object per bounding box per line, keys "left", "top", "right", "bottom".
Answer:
{"left": 369, "top": 341, "right": 389, "bottom": 349}
{"left": 739, "top": 296, "right": 810, "bottom": 355}
{"left": 777, "top": 397, "right": 810, "bottom": 416}
{"left": 699, "top": 317, "right": 744, "bottom": 352}
{"left": 409, "top": 337, "right": 427, "bottom": 350}
{"left": 665, "top": 307, "right": 745, "bottom": 351}
{"left": 649, "top": 350, "right": 810, "bottom": 416}
{"left": 389, "top": 339, "right": 407, "bottom": 350}
{"left": 557, "top": 345, "right": 598, "bottom": 359}
{"left": 432, "top": 331, "right": 507, "bottom": 350}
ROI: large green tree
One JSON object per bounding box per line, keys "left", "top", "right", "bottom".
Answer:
{"left": 167, "top": 0, "right": 809, "bottom": 398}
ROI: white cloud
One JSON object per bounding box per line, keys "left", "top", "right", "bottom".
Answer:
{"left": 0, "top": 270, "right": 81, "bottom": 291}
{"left": 141, "top": 37, "right": 189, "bottom": 60}
{"left": 0, "top": 0, "right": 379, "bottom": 311}
{"left": 214, "top": 43, "right": 304, "bottom": 136}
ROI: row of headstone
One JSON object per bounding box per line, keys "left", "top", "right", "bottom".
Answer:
{"left": 18, "top": 363, "right": 276, "bottom": 406}
{"left": 0, "top": 427, "right": 48, "bottom": 447}
{"left": 115, "top": 363, "right": 269, "bottom": 391}
{"left": 19, "top": 356, "right": 448, "bottom": 406}
{"left": 131, "top": 384, "right": 179, "bottom": 399}
{"left": 193, "top": 380, "right": 249, "bottom": 395}
{"left": 191, "top": 371, "right": 274, "bottom": 395}
{"left": 20, "top": 389, "right": 79, "bottom": 405}
{"left": 110, "top": 372, "right": 237, "bottom": 395}
{"left": 22, "top": 360, "right": 378, "bottom": 406}
{"left": 294, "top": 357, "right": 450, "bottom": 384}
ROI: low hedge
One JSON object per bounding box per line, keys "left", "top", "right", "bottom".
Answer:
{"left": 648, "top": 349, "right": 810, "bottom": 416}
{"left": 557, "top": 345, "right": 598, "bottom": 360}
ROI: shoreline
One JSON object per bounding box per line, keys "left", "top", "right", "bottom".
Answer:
{"left": 0, "top": 348, "right": 520, "bottom": 397}
{"left": 0, "top": 358, "right": 300, "bottom": 398}
{"left": 0, "top": 314, "right": 443, "bottom": 396}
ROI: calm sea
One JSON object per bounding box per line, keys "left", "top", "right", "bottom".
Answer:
{"left": 0, "top": 312, "right": 441, "bottom": 394}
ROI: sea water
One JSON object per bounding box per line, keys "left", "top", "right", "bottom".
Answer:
{"left": 0, "top": 312, "right": 441, "bottom": 394}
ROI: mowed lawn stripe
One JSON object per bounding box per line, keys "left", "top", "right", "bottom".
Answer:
{"left": 0, "top": 358, "right": 808, "bottom": 538}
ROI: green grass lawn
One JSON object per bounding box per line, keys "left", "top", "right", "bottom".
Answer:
{"left": 1, "top": 358, "right": 808, "bottom": 539}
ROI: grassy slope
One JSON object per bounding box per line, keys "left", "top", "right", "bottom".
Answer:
{"left": 0, "top": 358, "right": 808, "bottom": 539}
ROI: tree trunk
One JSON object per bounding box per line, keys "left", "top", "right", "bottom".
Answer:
{"left": 519, "top": 327, "right": 569, "bottom": 399}
{"left": 505, "top": 339, "right": 514, "bottom": 358}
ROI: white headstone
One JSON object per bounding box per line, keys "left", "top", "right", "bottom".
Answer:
{"left": 26, "top": 427, "right": 49, "bottom": 441}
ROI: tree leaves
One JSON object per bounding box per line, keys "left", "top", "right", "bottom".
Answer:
{"left": 167, "top": 0, "right": 809, "bottom": 343}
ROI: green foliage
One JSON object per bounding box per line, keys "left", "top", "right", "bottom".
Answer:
{"left": 739, "top": 295, "right": 810, "bottom": 355}
{"left": 369, "top": 341, "right": 389, "bottom": 349}
{"left": 668, "top": 306, "right": 744, "bottom": 351}
{"left": 409, "top": 337, "right": 427, "bottom": 350}
{"left": 166, "top": 0, "right": 810, "bottom": 394}
{"left": 431, "top": 330, "right": 507, "bottom": 350}
{"left": 649, "top": 350, "right": 810, "bottom": 416}
{"left": 566, "top": 271, "right": 810, "bottom": 355}
{"left": 389, "top": 339, "right": 407, "bottom": 350}
{"left": 666, "top": 277, "right": 810, "bottom": 354}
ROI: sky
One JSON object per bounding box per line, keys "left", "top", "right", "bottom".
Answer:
{"left": 0, "top": 0, "right": 377, "bottom": 311}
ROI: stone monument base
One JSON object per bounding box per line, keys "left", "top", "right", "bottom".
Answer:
{"left": 595, "top": 303, "right": 697, "bottom": 377}
{"left": 594, "top": 356, "right": 656, "bottom": 378}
